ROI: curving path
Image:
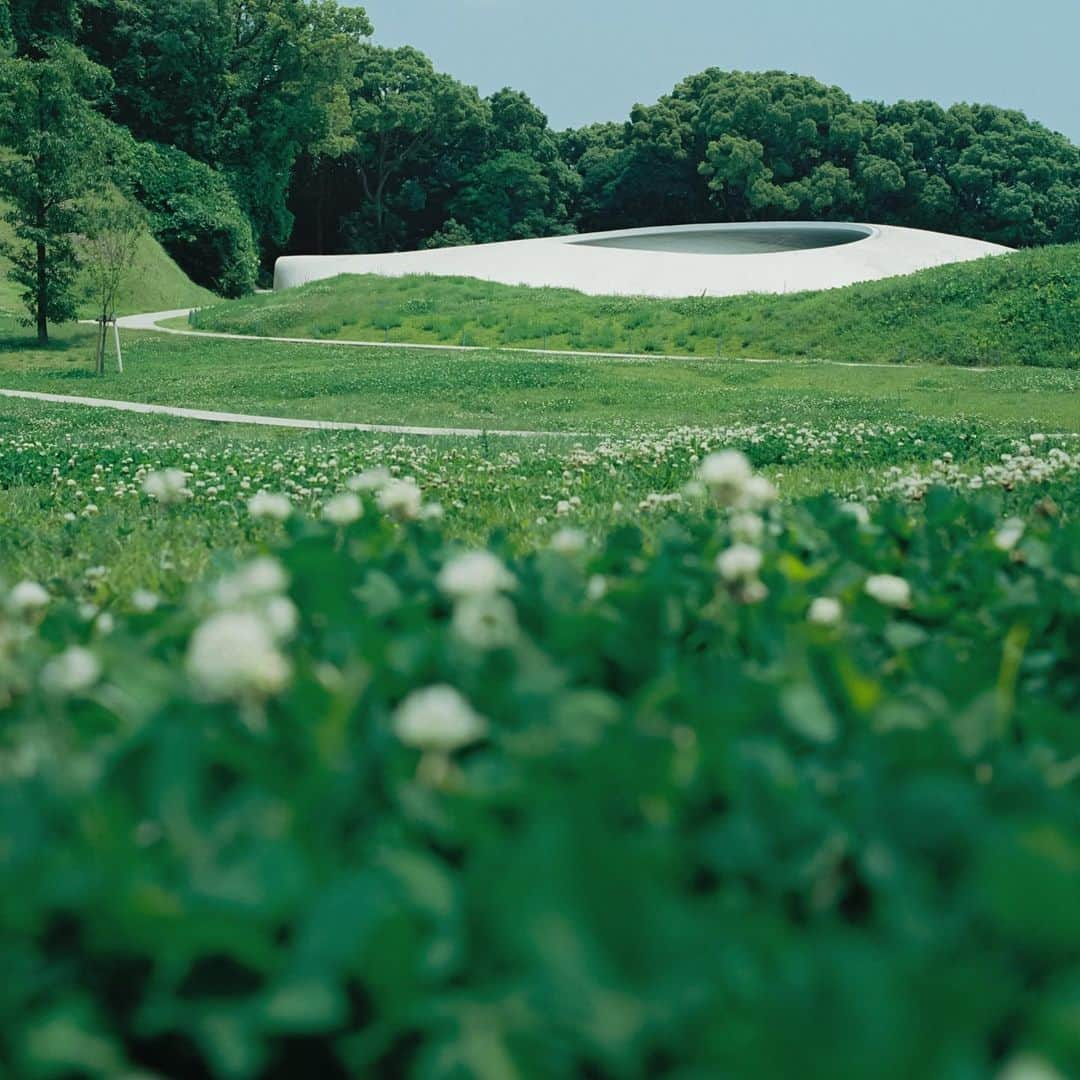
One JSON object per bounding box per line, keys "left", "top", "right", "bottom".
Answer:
{"left": 115, "top": 308, "right": 991, "bottom": 372}
{"left": 0, "top": 387, "right": 581, "bottom": 439}
{"left": 2, "top": 306, "right": 1016, "bottom": 442}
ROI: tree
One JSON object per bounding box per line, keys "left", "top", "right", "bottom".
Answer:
{"left": 126, "top": 139, "right": 259, "bottom": 296}
{"left": 341, "top": 44, "right": 487, "bottom": 252}
{"left": 80, "top": 191, "right": 143, "bottom": 374}
{"left": 448, "top": 89, "right": 578, "bottom": 242}
{"left": 79, "top": 0, "right": 372, "bottom": 258}
{"left": 7, "top": 0, "right": 80, "bottom": 56}
{"left": 0, "top": 45, "right": 110, "bottom": 344}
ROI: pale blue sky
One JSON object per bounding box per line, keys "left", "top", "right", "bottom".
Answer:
{"left": 349, "top": 0, "right": 1080, "bottom": 143}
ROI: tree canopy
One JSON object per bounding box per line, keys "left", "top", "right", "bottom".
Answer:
{"left": 1, "top": 1, "right": 1077, "bottom": 304}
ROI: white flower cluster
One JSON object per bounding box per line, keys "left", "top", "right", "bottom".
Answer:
{"left": 247, "top": 490, "right": 292, "bottom": 521}
{"left": 41, "top": 646, "right": 101, "bottom": 696}
{"left": 884, "top": 438, "right": 1077, "bottom": 500}
{"left": 8, "top": 581, "right": 50, "bottom": 615}
{"left": 865, "top": 574, "right": 912, "bottom": 609}
{"left": 187, "top": 557, "right": 296, "bottom": 700}
{"left": 437, "top": 551, "right": 518, "bottom": 650}
{"left": 696, "top": 450, "right": 779, "bottom": 510}
{"left": 142, "top": 467, "right": 189, "bottom": 505}
{"left": 393, "top": 684, "right": 488, "bottom": 754}
{"left": 700, "top": 450, "right": 779, "bottom": 604}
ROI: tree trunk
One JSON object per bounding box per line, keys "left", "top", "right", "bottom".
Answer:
{"left": 315, "top": 166, "right": 326, "bottom": 254}
{"left": 36, "top": 241, "right": 48, "bottom": 345}
{"left": 96, "top": 318, "right": 106, "bottom": 375}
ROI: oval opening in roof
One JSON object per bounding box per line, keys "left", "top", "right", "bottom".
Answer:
{"left": 570, "top": 222, "right": 874, "bottom": 255}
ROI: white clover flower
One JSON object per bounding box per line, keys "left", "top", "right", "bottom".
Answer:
{"left": 865, "top": 574, "right": 912, "bottom": 609}
{"left": 808, "top": 596, "right": 843, "bottom": 627}
{"left": 41, "top": 646, "right": 101, "bottom": 696}
{"left": 698, "top": 450, "right": 752, "bottom": 504}
{"left": 993, "top": 518, "right": 1025, "bottom": 552}
{"left": 131, "top": 589, "right": 160, "bottom": 614}
{"left": 997, "top": 1055, "right": 1065, "bottom": 1080}
{"left": 716, "top": 544, "right": 764, "bottom": 582}
{"left": 377, "top": 478, "right": 423, "bottom": 521}
{"left": 247, "top": 491, "right": 292, "bottom": 521}
{"left": 263, "top": 596, "right": 299, "bottom": 640}
{"left": 587, "top": 574, "right": 608, "bottom": 601}
{"left": 393, "top": 685, "right": 488, "bottom": 753}
{"left": 437, "top": 551, "right": 516, "bottom": 599}
{"left": 347, "top": 467, "right": 392, "bottom": 492}
{"left": 730, "top": 513, "right": 765, "bottom": 545}
{"left": 737, "top": 474, "right": 779, "bottom": 510}
{"left": 142, "top": 468, "right": 188, "bottom": 504}
{"left": 452, "top": 594, "right": 519, "bottom": 650}
{"left": 9, "top": 581, "right": 49, "bottom": 613}
{"left": 215, "top": 557, "right": 288, "bottom": 607}
{"left": 550, "top": 528, "right": 587, "bottom": 555}
{"left": 323, "top": 491, "right": 363, "bottom": 526}
{"left": 187, "top": 611, "right": 290, "bottom": 700}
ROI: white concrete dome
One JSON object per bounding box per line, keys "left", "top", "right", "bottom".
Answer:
{"left": 274, "top": 221, "right": 1012, "bottom": 299}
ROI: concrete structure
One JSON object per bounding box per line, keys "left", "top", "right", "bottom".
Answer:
{"left": 274, "top": 221, "right": 1012, "bottom": 299}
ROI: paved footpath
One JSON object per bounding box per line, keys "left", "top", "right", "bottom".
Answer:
{"left": 0, "top": 388, "right": 582, "bottom": 439}
{"left": 116, "top": 309, "right": 992, "bottom": 372}
{"left": 0, "top": 307, "right": 1028, "bottom": 441}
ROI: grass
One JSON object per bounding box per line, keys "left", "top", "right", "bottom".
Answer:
{"left": 189, "top": 243, "right": 1080, "bottom": 368}
{"left": 0, "top": 204, "right": 214, "bottom": 330}
{"left": 1, "top": 388, "right": 1076, "bottom": 594}
{"left": 1, "top": 331, "right": 1078, "bottom": 434}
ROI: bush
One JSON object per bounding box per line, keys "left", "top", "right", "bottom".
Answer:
{"left": 128, "top": 142, "right": 258, "bottom": 298}
{"left": 2, "top": 470, "right": 1079, "bottom": 1078}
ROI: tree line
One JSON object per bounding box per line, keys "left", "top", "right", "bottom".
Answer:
{"left": 2, "top": 0, "right": 1079, "bottom": 342}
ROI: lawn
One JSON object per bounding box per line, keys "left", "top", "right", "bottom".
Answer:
{"left": 1, "top": 329, "right": 1078, "bottom": 434}
{"left": 188, "top": 242, "right": 1080, "bottom": 368}
{"left": 3, "top": 279, "right": 1080, "bottom": 1079}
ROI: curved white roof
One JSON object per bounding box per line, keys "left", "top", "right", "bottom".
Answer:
{"left": 274, "top": 221, "right": 1012, "bottom": 299}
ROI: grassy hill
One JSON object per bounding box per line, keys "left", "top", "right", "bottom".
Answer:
{"left": 191, "top": 243, "right": 1080, "bottom": 368}
{"left": 0, "top": 210, "right": 214, "bottom": 327}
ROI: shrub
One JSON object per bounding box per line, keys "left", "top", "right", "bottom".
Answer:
{"left": 2, "top": 466, "right": 1079, "bottom": 1077}
{"left": 128, "top": 142, "right": 258, "bottom": 298}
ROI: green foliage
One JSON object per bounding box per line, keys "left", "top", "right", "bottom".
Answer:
{"left": 0, "top": 44, "right": 112, "bottom": 341}
{"left": 334, "top": 44, "right": 489, "bottom": 253}
{"left": 572, "top": 70, "right": 1080, "bottom": 249}
{"left": 6, "top": 0, "right": 79, "bottom": 56}
{"left": 448, "top": 89, "right": 580, "bottom": 244}
{"left": 80, "top": 0, "right": 373, "bottom": 256}
{"left": 0, "top": 195, "right": 215, "bottom": 321}
{"left": 1, "top": 475, "right": 1078, "bottom": 1077}
{"left": 128, "top": 141, "right": 258, "bottom": 297}
{"left": 192, "top": 244, "right": 1080, "bottom": 369}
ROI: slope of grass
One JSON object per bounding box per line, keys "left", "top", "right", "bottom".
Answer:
{"left": 0, "top": 332, "right": 1077, "bottom": 433}
{"left": 0, "top": 206, "right": 214, "bottom": 326}
{"left": 190, "top": 244, "right": 1080, "bottom": 368}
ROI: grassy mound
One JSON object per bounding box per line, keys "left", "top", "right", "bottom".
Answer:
{"left": 191, "top": 244, "right": 1080, "bottom": 368}
{"left": 0, "top": 210, "right": 214, "bottom": 326}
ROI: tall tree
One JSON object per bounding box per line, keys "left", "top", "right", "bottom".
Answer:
{"left": 0, "top": 44, "right": 110, "bottom": 343}
{"left": 7, "top": 0, "right": 80, "bottom": 56}
{"left": 340, "top": 44, "right": 487, "bottom": 252}
{"left": 79, "top": 0, "right": 372, "bottom": 257}
{"left": 448, "top": 88, "right": 578, "bottom": 243}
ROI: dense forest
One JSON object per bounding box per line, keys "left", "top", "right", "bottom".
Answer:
{"left": 2, "top": 0, "right": 1080, "bottom": 326}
